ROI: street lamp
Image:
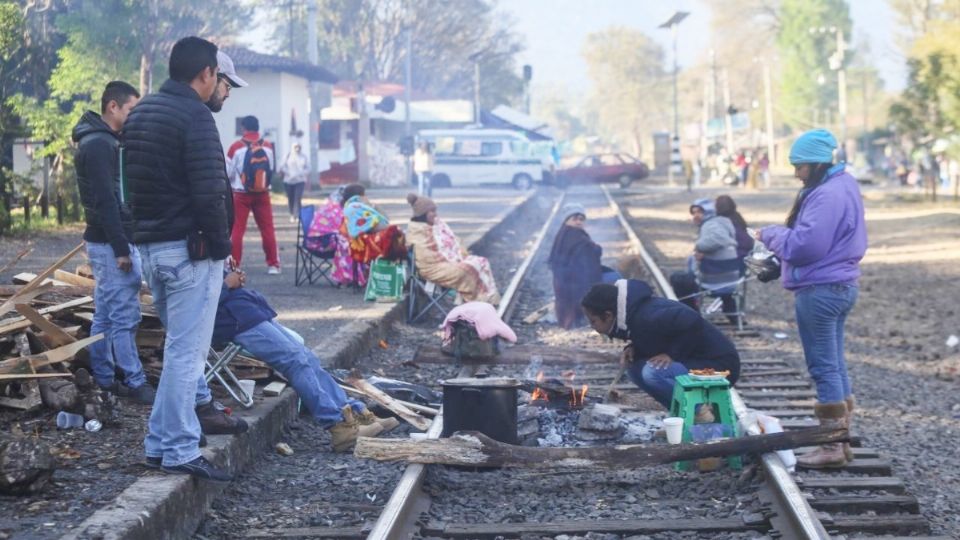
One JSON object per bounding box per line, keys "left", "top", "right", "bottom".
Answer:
{"left": 809, "top": 25, "right": 848, "bottom": 156}
{"left": 468, "top": 51, "right": 483, "bottom": 124}
{"left": 659, "top": 10, "right": 689, "bottom": 190}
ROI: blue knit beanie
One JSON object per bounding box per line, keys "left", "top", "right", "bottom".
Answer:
{"left": 789, "top": 129, "right": 837, "bottom": 164}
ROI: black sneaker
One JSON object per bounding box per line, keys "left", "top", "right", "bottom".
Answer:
{"left": 127, "top": 383, "right": 157, "bottom": 405}
{"left": 144, "top": 435, "right": 207, "bottom": 469}
{"left": 161, "top": 456, "right": 233, "bottom": 483}
{"left": 196, "top": 402, "right": 248, "bottom": 435}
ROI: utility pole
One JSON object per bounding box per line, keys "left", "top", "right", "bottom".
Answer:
{"left": 722, "top": 69, "right": 734, "bottom": 156}
{"left": 473, "top": 60, "right": 481, "bottom": 124}
{"left": 306, "top": 1, "right": 320, "bottom": 191}
{"left": 762, "top": 58, "right": 775, "bottom": 186}
{"left": 659, "top": 11, "right": 689, "bottom": 190}
{"left": 357, "top": 83, "right": 370, "bottom": 185}
{"left": 836, "top": 28, "right": 848, "bottom": 160}
{"left": 404, "top": 29, "right": 413, "bottom": 192}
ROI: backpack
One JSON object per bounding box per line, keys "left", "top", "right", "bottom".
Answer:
{"left": 240, "top": 139, "right": 272, "bottom": 192}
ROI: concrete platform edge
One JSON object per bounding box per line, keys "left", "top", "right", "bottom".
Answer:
{"left": 60, "top": 188, "right": 540, "bottom": 540}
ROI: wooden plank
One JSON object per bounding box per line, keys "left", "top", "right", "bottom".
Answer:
{"left": 736, "top": 380, "right": 812, "bottom": 389}
{"left": 826, "top": 514, "right": 930, "bottom": 534}
{"left": 521, "top": 302, "right": 553, "bottom": 324}
{"left": 798, "top": 475, "right": 905, "bottom": 493}
{"left": 11, "top": 273, "right": 71, "bottom": 287}
{"left": 797, "top": 446, "right": 879, "bottom": 459}
{"left": 0, "top": 247, "right": 32, "bottom": 275}
{"left": 740, "top": 358, "right": 791, "bottom": 365}
{"left": 743, "top": 399, "right": 817, "bottom": 409}
{"left": 16, "top": 243, "right": 84, "bottom": 298}
{"left": 427, "top": 517, "right": 764, "bottom": 537}
{"left": 14, "top": 303, "right": 76, "bottom": 347}
{"left": 355, "top": 427, "right": 848, "bottom": 469}
{"left": 809, "top": 494, "right": 919, "bottom": 514}
{"left": 0, "top": 334, "right": 103, "bottom": 375}
{"left": 739, "top": 368, "right": 803, "bottom": 377}
{"left": 52, "top": 269, "right": 96, "bottom": 289}
{"left": 0, "top": 372, "right": 74, "bottom": 381}
{"left": 346, "top": 374, "right": 432, "bottom": 431}
{"left": 0, "top": 297, "right": 94, "bottom": 337}
{"left": 806, "top": 458, "right": 891, "bottom": 476}
{"left": 341, "top": 385, "right": 438, "bottom": 416}
{"left": 0, "top": 283, "right": 54, "bottom": 318}
{"left": 414, "top": 345, "right": 617, "bottom": 366}
{"left": 737, "top": 389, "right": 817, "bottom": 399}
{"left": 245, "top": 526, "right": 367, "bottom": 538}
{"left": 756, "top": 409, "right": 815, "bottom": 418}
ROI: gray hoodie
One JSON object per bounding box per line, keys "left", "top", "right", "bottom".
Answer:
{"left": 691, "top": 198, "right": 739, "bottom": 287}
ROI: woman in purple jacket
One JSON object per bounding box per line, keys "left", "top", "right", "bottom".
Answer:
{"left": 753, "top": 129, "right": 867, "bottom": 469}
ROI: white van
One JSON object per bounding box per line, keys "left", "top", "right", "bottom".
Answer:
{"left": 417, "top": 129, "right": 543, "bottom": 190}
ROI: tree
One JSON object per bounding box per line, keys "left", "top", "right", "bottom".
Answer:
{"left": 581, "top": 26, "right": 667, "bottom": 155}
{"left": 775, "top": 0, "right": 852, "bottom": 129}
{"left": 264, "top": 0, "right": 525, "bottom": 108}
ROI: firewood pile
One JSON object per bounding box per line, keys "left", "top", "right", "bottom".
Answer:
{"left": 0, "top": 243, "right": 274, "bottom": 414}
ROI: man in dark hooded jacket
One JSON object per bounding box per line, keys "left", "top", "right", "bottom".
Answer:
{"left": 581, "top": 279, "right": 740, "bottom": 408}
{"left": 72, "top": 81, "right": 155, "bottom": 404}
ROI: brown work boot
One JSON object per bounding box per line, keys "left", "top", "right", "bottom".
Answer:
{"left": 196, "top": 401, "right": 248, "bottom": 435}
{"left": 843, "top": 395, "right": 855, "bottom": 462}
{"left": 796, "top": 401, "right": 848, "bottom": 469}
{"left": 330, "top": 405, "right": 384, "bottom": 452}
{"left": 357, "top": 408, "right": 400, "bottom": 432}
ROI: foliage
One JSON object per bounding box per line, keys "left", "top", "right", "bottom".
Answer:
{"left": 581, "top": 26, "right": 667, "bottom": 155}
{"left": 775, "top": 0, "right": 852, "bottom": 129}
{"left": 265, "top": 0, "right": 525, "bottom": 108}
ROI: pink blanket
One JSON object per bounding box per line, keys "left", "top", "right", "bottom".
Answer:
{"left": 441, "top": 302, "right": 517, "bottom": 344}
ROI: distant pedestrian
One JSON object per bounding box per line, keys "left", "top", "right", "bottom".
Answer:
{"left": 72, "top": 81, "right": 155, "bottom": 404}
{"left": 227, "top": 115, "right": 280, "bottom": 274}
{"left": 753, "top": 129, "right": 867, "bottom": 469}
{"left": 413, "top": 141, "right": 434, "bottom": 195}
{"left": 280, "top": 142, "right": 308, "bottom": 222}
{"left": 123, "top": 36, "right": 244, "bottom": 483}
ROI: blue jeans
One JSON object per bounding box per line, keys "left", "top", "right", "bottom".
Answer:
{"left": 626, "top": 360, "right": 689, "bottom": 408}
{"left": 795, "top": 284, "right": 858, "bottom": 403}
{"left": 85, "top": 242, "right": 146, "bottom": 389}
{"left": 138, "top": 241, "right": 224, "bottom": 467}
{"left": 234, "top": 319, "right": 362, "bottom": 428}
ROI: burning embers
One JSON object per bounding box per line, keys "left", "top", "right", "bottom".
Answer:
{"left": 526, "top": 370, "right": 589, "bottom": 409}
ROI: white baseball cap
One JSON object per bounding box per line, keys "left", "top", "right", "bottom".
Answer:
{"left": 217, "top": 50, "right": 248, "bottom": 88}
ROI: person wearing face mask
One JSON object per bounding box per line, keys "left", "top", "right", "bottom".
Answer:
{"left": 405, "top": 193, "right": 500, "bottom": 304}
{"left": 580, "top": 280, "right": 740, "bottom": 409}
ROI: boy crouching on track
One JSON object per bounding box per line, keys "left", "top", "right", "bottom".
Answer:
{"left": 581, "top": 279, "right": 741, "bottom": 409}
{"left": 214, "top": 270, "right": 398, "bottom": 451}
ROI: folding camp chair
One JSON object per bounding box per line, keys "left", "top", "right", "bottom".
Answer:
{"left": 294, "top": 204, "right": 337, "bottom": 287}
{"left": 205, "top": 343, "right": 254, "bottom": 408}
{"left": 696, "top": 258, "right": 749, "bottom": 332}
{"left": 406, "top": 247, "right": 454, "bottom": 323}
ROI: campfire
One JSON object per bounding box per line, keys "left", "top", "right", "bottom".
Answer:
{"left": 525, "top": 370, "right": 589, "bottom": 409}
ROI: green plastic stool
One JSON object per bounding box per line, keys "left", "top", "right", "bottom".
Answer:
{"left": 668, "top": 374, "right": 741, "bottom": 471}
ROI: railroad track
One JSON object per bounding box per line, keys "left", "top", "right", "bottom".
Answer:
{"left": 362, "top": 185, "right": 943, "bottom": 540}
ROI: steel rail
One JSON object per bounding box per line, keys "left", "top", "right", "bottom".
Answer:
{"left": 368, "top": 190, "right": 564, "bottom": 540}
{"left": 604, "top": 185, "right": 830, "bottom": 540}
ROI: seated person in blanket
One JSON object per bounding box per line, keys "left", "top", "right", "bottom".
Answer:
{"left": 214, "top": 270, "right": 398, "bottom": 451}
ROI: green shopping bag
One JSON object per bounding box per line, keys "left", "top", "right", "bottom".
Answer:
{"left": 364, "top": 257, "right": 406, "bottom": 302}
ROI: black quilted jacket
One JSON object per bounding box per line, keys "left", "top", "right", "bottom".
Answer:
{"left": 122, "top": 79, "right": 233, "bottom": 259}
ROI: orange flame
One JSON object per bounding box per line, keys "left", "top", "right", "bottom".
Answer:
{"left": 530, "top": 371, "right": 549, "bottom": 403}
{"left": 569, "top": 384, "right": 589, "bottom": 407}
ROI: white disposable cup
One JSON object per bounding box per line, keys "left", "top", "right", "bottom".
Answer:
{"left": 56, "top": 411, "right": 84, "bottom": 429}
{"left": 238, "top": 379, "right": 256, "bottom": 399}
{"left": 663, "top": 417, "right": 684, "bottom": 445}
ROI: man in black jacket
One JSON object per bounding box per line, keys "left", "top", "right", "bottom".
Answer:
{"left": 123, "top": 36, "right": 240, "bottom": 483}
{"left": 72, "top": 81, "right": 156, "bottom": 405}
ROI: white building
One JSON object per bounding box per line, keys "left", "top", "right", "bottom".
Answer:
{"left": 216, "top": 47, "right": 337, "bottom": 168}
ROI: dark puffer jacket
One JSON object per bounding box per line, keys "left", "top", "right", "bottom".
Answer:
{"left": 616, "top": 280, "right": 741, "bottom": 383}
{"left": 123, "top": 79, "right": 233, "bottom": 259}
{"left": 72, "top": 111, "right": 133, "bottom": 257}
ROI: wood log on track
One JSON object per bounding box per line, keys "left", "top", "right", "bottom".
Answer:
{"left": 346, "top": 372, "right": 432, "bottom": 431}
{"left": 355, "top": 426, "right": 848, "bottom": 468}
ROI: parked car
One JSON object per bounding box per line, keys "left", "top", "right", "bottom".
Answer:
{"left": 556, "top": 153, "right": 650, "bottom": 188}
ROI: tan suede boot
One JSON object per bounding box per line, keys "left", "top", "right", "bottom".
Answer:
{"left": 357, "top": 408, "right": 401, "bottom": 432}
{"left": 330, "top": 405, "right": 384, "bottom": 452}
{"left": 843, "top": 395, "right": 855, "bottom": 462}
{"left": 796, "top": 401, "right": 848, "bottom": 469}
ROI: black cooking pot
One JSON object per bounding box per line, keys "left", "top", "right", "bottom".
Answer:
{"left": 441, "top": 377, "right": 519, "bottom": 445}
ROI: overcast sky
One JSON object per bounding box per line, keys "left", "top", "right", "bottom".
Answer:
{"left": 241, "top": 1, "right": 907, "bottom": 94}
{"left": 505, "top": 0, "right": 906, "bottom": 96}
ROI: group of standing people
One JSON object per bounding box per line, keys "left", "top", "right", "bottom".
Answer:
{"left": 73, "top": 37, "right": 398, "bottom": 483}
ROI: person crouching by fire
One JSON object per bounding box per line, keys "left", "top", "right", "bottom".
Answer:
{"left": 580, "top": 279, "right": 741, "bottom": 409}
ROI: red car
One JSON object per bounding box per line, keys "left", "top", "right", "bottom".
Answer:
{"left": 556, "top": 153, "right": 650, "bottom": 188}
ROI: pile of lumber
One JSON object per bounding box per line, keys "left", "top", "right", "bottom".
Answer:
{"left": 0, "top": 243, "right": 273, "bottom": 413}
